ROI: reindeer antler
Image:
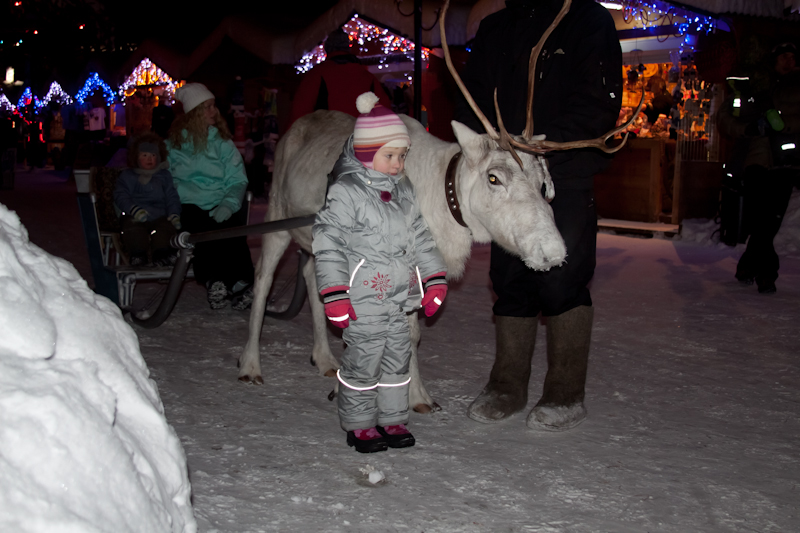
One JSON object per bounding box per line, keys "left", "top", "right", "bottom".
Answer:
{"left": 521, "top": 0, "right": 572, "bottom": 139}
{"left": 439, "top": 0, "right": 644, "bottom": 167}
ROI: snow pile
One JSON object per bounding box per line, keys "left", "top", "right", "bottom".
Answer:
{"left": 774, "top": 188, "right": 800, "bottom": 257}
{"left": 0, "top": 205, "right": 195, "bottom": 533}
{"left": 680, "top": 187, "right": 800, "bottom": 257}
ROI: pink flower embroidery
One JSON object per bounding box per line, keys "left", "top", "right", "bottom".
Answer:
{"left": 371, "top": 272, "right": 392, "bottom": 295}
{"left": 408, "top": 269, "right": 418, "bottom": 294}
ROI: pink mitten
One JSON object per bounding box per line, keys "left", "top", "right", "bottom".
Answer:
{"left": 324, "top": 300, "right": 358, "bottom": 328}
{"left": 421, "top": 285, "right": 447, "bottom": 317}
{"left": 321, "top": 285, "right": 358, "bottom": 328}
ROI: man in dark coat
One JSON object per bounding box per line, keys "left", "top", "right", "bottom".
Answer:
{"left": 455, "top": 0, "right": 622, "bottom": 430}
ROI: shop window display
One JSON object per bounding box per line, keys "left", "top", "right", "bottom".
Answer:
{"left": 617, "top": 59, "right": 719, "bottom": 162}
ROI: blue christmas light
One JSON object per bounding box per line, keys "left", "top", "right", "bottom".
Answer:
{"left": 75, "top": 72, "right": 115, "bottom": 105}
{"left": 16, "top": 87, "right": 42, "bottom": 111}
{"left": 615, "top": 0, "right": 716, "bottom": 56}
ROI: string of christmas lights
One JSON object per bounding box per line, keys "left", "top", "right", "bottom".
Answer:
{"left": 75, "top": 72, "right": 116, "bottom": 106}
{"left": 0, "top": 94, "right": 15, "bottom": 114}
{"left": 0, "top": 68, "right": 182, "bottom": 117}
{"left": 296, "top": 14, "right": 430, "bottom": 74}
{"left": 17, "top": 87, "right": 41, "bottom": 111}
{"left": 616, "top": 0, "right": 716, "bottom": 54}
{"left": 118, "top": 58, "right": 180, "bottom": 103}
{"left": 41, "top": 82, "right": 73, "bottom": 107}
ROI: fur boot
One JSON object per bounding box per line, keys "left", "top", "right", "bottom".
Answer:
{"left": 527, "top": 305, "right": 593, "bottom": 431}
{"left": 467, "top": 316, "right": 537, "bottom": 423}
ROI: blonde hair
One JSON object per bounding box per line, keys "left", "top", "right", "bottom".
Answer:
{"left": 168, "top": 102, "right": 232, "bottom": 153}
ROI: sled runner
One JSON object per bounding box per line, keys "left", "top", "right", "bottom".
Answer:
{"left": 77, "top": 165, "right": 312, "bottom": 328}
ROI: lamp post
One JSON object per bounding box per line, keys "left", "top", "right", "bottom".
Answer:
{"left": 414, "top": 0, "right": 422, "bottom": 121}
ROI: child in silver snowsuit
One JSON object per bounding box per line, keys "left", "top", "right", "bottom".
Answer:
{"left": 313, "top": 92, "right": 448, "bottom": 453}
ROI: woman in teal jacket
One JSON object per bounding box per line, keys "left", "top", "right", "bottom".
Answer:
{"left": 167, "top": 83, "right": 254, "bottom": 310}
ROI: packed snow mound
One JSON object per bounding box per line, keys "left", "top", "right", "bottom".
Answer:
{"left": 0, "top": 204, "right": 196, "bottom": 533}
{"left": 774, "top": 188, "right": 800, "bottom": 257}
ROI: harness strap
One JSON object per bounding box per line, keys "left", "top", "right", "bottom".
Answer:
{"left": 444, "top": 151, "right": 468, "bottom": 228}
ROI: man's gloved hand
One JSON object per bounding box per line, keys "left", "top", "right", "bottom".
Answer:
{"left": 168, "top": 214, "right": 182, "bottom": 230}
{"left": 324, "top": 299, "right": 358, "bottom": 328}
{"left": 421, "top": 285, "right": 447, "bottom": 317}
{"left": 131, "top": 206, "right": 149, "bottom": 222}
{"left": 209, "top": 205, "right": 233, "bottom": 223}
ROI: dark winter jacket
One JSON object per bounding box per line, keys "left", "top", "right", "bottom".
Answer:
{"left": 717, "top": 69, "right": 800, "bottom": 170}
{"left": 113, "top": 164, "right": 182, "bottom": 220}
{"left": 456, "top": 0, "right": 623, "bottom": 189}
{"left": 771, "top": 69, "right": 800, "bottom": 167}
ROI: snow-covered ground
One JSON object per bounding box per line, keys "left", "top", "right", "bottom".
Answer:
{"left": 1, "top": 168, "right": 799, "bottom": 532}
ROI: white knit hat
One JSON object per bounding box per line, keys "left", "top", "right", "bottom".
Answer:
{"left": 175, "top": 83, "right": 215, "bottom": 113}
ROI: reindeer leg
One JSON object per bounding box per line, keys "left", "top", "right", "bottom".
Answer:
{"left": 408, "top": 314, "right": 440, "bottom": 413}
{"left": 239, "top": 231, "right": 291, "bottom": 384}
{"left": 303, "top": 255, "right": 339, "bottom": 377}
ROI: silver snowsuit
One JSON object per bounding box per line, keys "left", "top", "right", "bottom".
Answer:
{"left": 313, "top": 136, "right": 447, "bottom": 431}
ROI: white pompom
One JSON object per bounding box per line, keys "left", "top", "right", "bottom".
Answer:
{"left": 356, "top": 92, "right": 379, "bottom": 114}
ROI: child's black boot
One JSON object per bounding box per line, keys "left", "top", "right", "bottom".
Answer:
{"left": 346, "top": 428, "right": 388, "bottom": 453}
{"left": 376, "top": 424, "right": 415, "bottom": 448}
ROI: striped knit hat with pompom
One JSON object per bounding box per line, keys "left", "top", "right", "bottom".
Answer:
{"left": 353, "top": 92, "right": 410, "bottom": 168}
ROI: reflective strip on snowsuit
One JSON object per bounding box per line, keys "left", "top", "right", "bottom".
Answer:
{"left": 313, "top": 136, "right": 447, "bottom": 431}
{"left": 337, "top": 310, "right": 413, "bottom": 429}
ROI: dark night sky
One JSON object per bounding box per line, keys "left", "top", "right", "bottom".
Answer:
{"left": 113, "top": 0, "right": 342, "bottom": 52}
{"left": 1, "top": 0, "right": 342, "bottom": 93}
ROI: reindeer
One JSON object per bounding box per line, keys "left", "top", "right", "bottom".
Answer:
{"left": 238, "top": 0, "right": 640, "bottom": 412}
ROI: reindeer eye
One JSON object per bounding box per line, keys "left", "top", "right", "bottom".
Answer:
{"left": 488, "top": 174, "right": 502, "bottom": 186}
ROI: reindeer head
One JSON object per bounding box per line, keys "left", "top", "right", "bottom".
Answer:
{"left": 451, "top": 121, "right": 566, "bottom": 271}
{"left": 435, "top": 0, "right": 641, "bottom": 271}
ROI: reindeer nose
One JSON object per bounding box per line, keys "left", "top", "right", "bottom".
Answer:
{"left": 541, "top": 239, "right": 567, "bottom": 265}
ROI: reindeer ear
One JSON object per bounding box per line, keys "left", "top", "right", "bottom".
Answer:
{"left": 451, "top": 121, "right": 490, "bottom": 166}
{"left": 539, "top": 157, "right": 556, "bottom": 201}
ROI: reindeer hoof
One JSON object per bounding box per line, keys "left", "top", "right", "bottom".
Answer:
{"left": 413, "top": 402, "right": 441, "bottom": 414}
{"left": 309, "top": 356, "right": 316, "bottom": 367}
{"left": 324, "top": 369, "right": 337, "bottom": 378}
{"left": 327, "top": 390, "right": 336, "bottom": 401}
{"left": 238, "top": 375, "right": 264, "bottom": 385}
